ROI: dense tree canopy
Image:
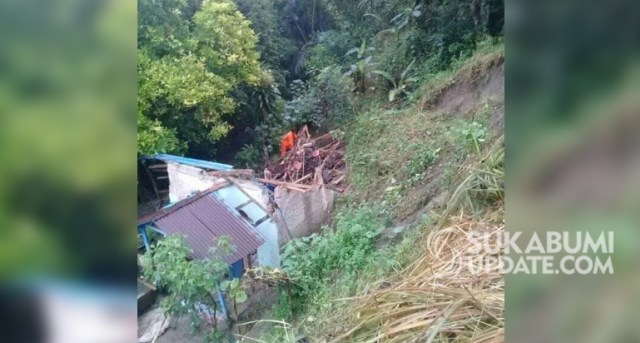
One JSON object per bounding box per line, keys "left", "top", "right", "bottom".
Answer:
{"left": 137, "top": 0, "right": 264, "bottom": 155}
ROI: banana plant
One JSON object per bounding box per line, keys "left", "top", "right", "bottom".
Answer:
{"left": 373, "top": 59, "right": 418, "bottom": 102}
{"left": 389, "top": 4, "right": 422, "bottom": 31}
{"left": 344, "top": 39, "right": 376, "bottom": 93}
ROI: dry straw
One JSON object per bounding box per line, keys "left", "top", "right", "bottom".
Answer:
{"left": 325, "top": 214, "right": 504, "bottom": 343}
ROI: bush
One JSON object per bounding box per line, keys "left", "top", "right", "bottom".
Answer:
{"left": 234, "top": 143, "right": 264, "bottom": 170}
{"left": 450, "top": 120, "right": 487, "bottom": 155}
{"left": 281, "top": 205, "right": 384, "bottom": 308}
{"left": 283, "top": 67, "right": 354, "bottom": 129}
{"left": 305, "top": 30, "right": 356, "bottom": 74}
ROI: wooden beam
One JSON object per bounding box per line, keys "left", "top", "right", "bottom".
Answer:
{"left": 256, "top": 178, "right": 315, "bottom": 189}
{"left": 207, "top": 169, "right": 255, "bottom": 178}
{"left": 294, "top": 173, "right": 312, "bottom": 184}
{"left": 283, "top": 185, "right": 308, "bottom": 193}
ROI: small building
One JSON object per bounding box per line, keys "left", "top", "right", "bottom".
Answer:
{"left": 138, "top": 152, "right": 335, "bottom": 269}
{"left": 139, "top": 154, "right": 284, "bottom": 268}
{"left": 143, "top": 153, "right": 334, "bottom": 245}
{"left": 138, "top": 184, "right": 266, "bottom": 277}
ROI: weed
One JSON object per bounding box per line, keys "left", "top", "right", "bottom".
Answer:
{"left": 450, "top": 120, "right": 486, "bottom": 156}
{"left": 406, "top": 146, "right": 441, "bottom": 185}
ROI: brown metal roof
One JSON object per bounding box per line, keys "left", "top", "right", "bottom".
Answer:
{"left": 137, "top": 183, "right": 229, "bottom": 225}
{"left": 142, "top": 186, "right": 264, "bottom": 264}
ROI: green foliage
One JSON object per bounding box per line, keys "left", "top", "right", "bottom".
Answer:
{"left": 304, "top": 31, "right": 356, "bottom": 74}
{"left": 406, "top": 146, "right": 441, "bottom": 185}
{"left": 450, "top": 120, "right": 487, "bottom": 155}
{"left": 346, "top": 108, "right": 394, "bottom": 188}
{"left": 137, "top": 0, "right": 264, "bottom": 155}
{"left": 231, "top": 72, "right": 288, "bottom": 163}
{"left": 444, "top": 138, "right": 504, "bottom": 216}
{"left": 390, "top": 3, "right": 423, "bottom": 30}
{"left": 136, "top": 0, "right": 503, "bottom": 162}
{"left": 141, "top": 234, "right": 247, "bottom": 333}
{"left": 192, "top": 1, "right": 262, "bottom": 84}
{"left": 283, "top": 67, "right": 354, "bottom": 129}
{"left": 234, "top": 0, "right": 297, "bottom": 84}
{"left": 272, "top": 291, "right": 293, "bottom": 321}
{"left": 373, "top": 59, "right": 418, "bottom": 102}
{"left": 411, "top": 0, "right": 503, "bottom": 69}
{"left": 344, "top": 40, "right": 376, "bottom": 93}
{"left": 275, "top": 220, "right": 427, "bottom": 341}
{"left": 281, "top": 205, "right": 384, "bottom": 309}
{"left": 234, "top": 143, "right": 263, "bottom": 170}
{"left": 137, "top": 111, "right": 185, "bottom": 155}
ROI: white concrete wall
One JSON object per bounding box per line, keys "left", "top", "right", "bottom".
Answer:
{"left": 166, "top": 162, "right": 221, "bottom": 203}
{"left": 274, "top": 186, "right": 335, "bottom": 247}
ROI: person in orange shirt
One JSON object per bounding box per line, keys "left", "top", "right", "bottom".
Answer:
{"left": 280, "top": 128, "right": 298, "bottom": 157}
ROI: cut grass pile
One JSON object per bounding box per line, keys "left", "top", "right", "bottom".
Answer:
{"left": 324, "top": 214, "right": 504, "bottom": 343}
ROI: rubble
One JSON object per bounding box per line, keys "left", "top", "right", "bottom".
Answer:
{"left": 263, "top": 126, "right": 348, "bottom": 193}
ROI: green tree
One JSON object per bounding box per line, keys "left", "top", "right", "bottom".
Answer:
{"left": 142, "top": 235, "right": 247, "bottom": 338}
{"left": 137, "top": 0, "right": 264, "bottom": 155}
{"left": 234, "top": 0, "right": 297, "bottom": 85}
{"left": 137, "top": 111, "right": 185, "bottom": 155}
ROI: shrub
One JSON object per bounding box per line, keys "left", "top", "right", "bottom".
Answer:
{"left": 281, "top": 205, "right": 384, "bottom": 309}
{"left": 450, "top": 120, "right": 487, "bottom": 155}
{"left": 305, "top": 30, "right": 356, "bottom": 74}
{"left": 283, "top": 67, "right": 354, "bottom": 129}
{"left": 141, "top": 235, "right": 247, "bottom": 336}
{"left": 234, "top": 143, "right": 264, "bottom": 170}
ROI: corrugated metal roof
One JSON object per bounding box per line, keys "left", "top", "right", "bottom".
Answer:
{"left": 141, "top": 186, "right": 264, "bottom": 264}
{"left": 147, "top": 154, "right": 233, "bottom": 171}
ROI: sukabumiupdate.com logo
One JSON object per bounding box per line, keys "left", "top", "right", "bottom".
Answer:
{"left": 462, "top": 231, "right": 614, "bottom": 275}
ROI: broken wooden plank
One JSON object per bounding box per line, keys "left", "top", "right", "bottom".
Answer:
{"left": 283, "top": 185, "right": 308, "bottom": 193}
{"left": 331, "top": 174, "right": 347, "bottom": 185}
{"left": 257, "top": 178, "right": 315, "bottom": 189}
{"left": 294, "top": 173, "right": 312, "bottom": 184}
{"left": 312, "top": 133, "right": 334, "bottom": 148}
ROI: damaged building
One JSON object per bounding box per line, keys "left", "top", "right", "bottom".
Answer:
{"left": 137, "top": 153, "right": 337, "bottom": 271}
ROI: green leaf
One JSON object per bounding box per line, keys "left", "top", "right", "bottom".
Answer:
{"left": 345, "top": 47, "right": 360, "bottom": 56}
{"left": 234, "top": 290, "right": 248, "bottom": 303}
{"left": 372, "top": 70, "right": 394, "bottom": 84}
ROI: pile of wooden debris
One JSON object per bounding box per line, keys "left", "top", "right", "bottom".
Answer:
{"left": 260, "top": 126, "right": 349, "bottom": 193}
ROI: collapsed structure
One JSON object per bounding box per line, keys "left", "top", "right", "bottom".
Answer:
{"left": 263, "top": 127, "right": 349, "bottom": 192}
{"left": 138, "top": 132, "right": 347, "bottom": 272}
